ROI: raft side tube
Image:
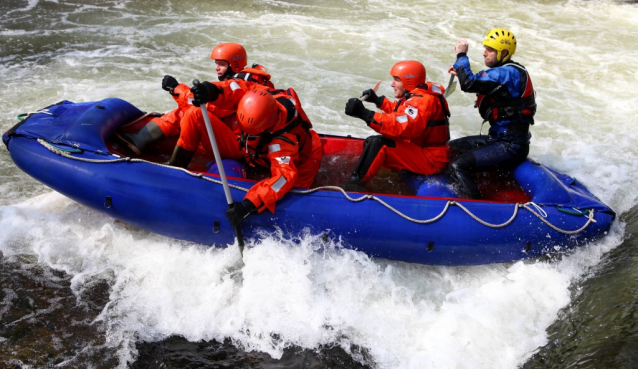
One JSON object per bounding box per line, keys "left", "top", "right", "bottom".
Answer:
{"left": 61, "top": 98, "right": 144, "bottom": 153}
{"left": 207, "top": 159, "right": 247, "bottom": 179}
{"left": 514, "top": 160, "right": 614, "bottom": 214}
{"left": 3, "top": 98, "right": 144, "bottom": 155}
{"left": 404, "top": 172, "right": 459, "bottom": 198}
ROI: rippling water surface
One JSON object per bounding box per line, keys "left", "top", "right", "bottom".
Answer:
{"left": 1, "top": 0, "right": 638, "bottom": 368}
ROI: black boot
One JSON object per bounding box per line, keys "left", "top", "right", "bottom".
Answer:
{"left": 116, "top": 121, "right": 165, "bottom": 155}
{"left": 343, "top": 174, "right": 367, "bottom": 192}
{"left": 449, "top": 157, "right": 481, "bottom": 199}
{"left": 167, "top": 145, "right": 195, "bottom": 169}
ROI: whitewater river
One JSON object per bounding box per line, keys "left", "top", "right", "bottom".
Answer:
{"left": 1, "top": 0, "right": 637, "bottom": 367}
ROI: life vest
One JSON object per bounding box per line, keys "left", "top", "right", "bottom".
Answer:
{"left": 476, "top": 61, "right": 536, "bottom": 126}
{"left": 240, "top": 87, "right": 313, "bottom": 169}
{"left": 395, "top": 82, "right": 451, "bottom": 147}
{"left": 232, "top": 64, "right": 274, "bottom": 89}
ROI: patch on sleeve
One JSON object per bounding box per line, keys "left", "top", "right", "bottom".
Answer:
{"left": 230, "top": 81, "right": 241, "bottom": 91}
{"left": 271, "top": 176, "right": 287, "bottom": 193}
{"left": 275, "top": 156, "right": 290, "bottom": 165}
{"left": 268, "top": 143, "right": 281, "bottom": 153}
{"left": 396, "top": 114, "right": 408, "bottom": 124}
{"left": 405, "top": 106, "right": 419, "bottom": 120}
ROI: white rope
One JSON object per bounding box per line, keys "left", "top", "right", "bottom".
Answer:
{"left": 527, "top": 202, "right": 547, "bottom": 218}
{"left": 37, "top": 139, "right": 597, "bottom": 235}
{"left": 38, "top": 139, "right": 250, "bottom": 192}
{"left": 453, "top": 201, "right": 521, "bottom": 228}
{"left": 523, "top": 203, "right": 597, "bottom": 235}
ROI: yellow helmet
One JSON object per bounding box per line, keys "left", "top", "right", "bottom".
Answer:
{"left": 483, "top": 28, "right": 516, "bottom": 63}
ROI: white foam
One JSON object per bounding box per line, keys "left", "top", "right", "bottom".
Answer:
{"left": 0, "top": 192, "right": 625, "bottom": 368}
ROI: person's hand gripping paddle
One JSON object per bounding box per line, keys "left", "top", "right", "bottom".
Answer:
{"left": 360, "top": 80, "right": 382, "bottom": 101}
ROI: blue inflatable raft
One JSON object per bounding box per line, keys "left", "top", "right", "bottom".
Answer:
{"left": 2, "top": 98, "right": 616, "bottom": 266}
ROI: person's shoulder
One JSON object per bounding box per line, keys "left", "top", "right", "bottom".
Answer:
{"left": 497, "top": 61, "right": 527, "bottom": 72}
{"left": 411, "top": 87, "right": 440, "bottom": 100}
{"left": 485, "top": 65, "right": 517, "bottom": 79}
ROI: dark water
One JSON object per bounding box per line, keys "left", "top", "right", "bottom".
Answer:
{"left": 524, "top": 208, "right": 638, "bottom": 368}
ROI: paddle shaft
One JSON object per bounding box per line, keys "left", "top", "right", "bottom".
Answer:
{"left": 360, "top": 80, "right": 382, "bottom": 101}
{"left": 193, "top": 80, "right": 245, "bottom": 254}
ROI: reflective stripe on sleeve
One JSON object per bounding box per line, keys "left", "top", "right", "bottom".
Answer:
{"left": 269, "top": 143, "right": 281, "bottom": 153}
{"left": 271, "top": 176, "right": 287, "bottom": 193}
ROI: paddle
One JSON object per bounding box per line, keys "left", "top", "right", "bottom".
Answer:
{"left": 360, "top": 80, "right": 382, "bottom": 101}
{"left": 444, "top": 74, "right": 457, "bottom": 98}
{"left": 193, "top": 79, "right": 245, "bottom": 257}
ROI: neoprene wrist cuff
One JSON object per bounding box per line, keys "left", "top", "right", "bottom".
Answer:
{"left": 243, "top": 199, "right": 257, "bottom": 213}
{"left": 360, "top": 109, "right": 375, "bottom": 126}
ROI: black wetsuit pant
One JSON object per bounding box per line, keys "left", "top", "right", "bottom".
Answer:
{"left": 350, "top": 135, "right": 396, "bottom": 181}
{"left": 448, "top": 135, "right": 529, "bottom": 199}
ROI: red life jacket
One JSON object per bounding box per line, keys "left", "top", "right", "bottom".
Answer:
{"left": 397, "top": 82, "right": 451, "bottom": 147}
{"left": 232, "top": 64, "right": 275, "bottom": 89}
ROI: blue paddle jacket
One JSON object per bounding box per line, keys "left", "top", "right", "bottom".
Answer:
{"left": 453, "top": 54, "right": 536, "bottom": 144}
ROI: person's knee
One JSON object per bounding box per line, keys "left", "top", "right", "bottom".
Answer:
{"left": 449, "top": 153, "right": 475, "bottom": 174}
{"left": 363, "top": 135, "right": 395, "bottom": 150}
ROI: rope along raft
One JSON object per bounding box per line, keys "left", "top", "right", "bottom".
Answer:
{"left": 38, "top": 139, "right": 597, "bottom": 235}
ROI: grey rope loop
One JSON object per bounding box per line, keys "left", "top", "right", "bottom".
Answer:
{"left": 38, "top": 139, "right": 249, "bottom": 192}
{"left": 38, "top": 138, "right": 597, "bottom": 234}
{"left": 523, "top": 204, "right": 596, "bottom": 234}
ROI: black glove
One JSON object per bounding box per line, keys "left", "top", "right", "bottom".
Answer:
{"left": 345, "top": 98, "right": 363, "bottom": 117}
{"left": 191, "top": 81, "right": 220, "bottom": 107}
{"left": 345, "top": 98, "right": 375, "bottom": 126}
{"left": 162, "top": 75, "right": 179, "bottom": 93}
{"left": 361, "top": 89, "right": 379, "bottom": 104}
{"left": 225, "top": 199, "right": 257, "bottom": 228}
{"left": 362, "top": 89, "right": 385, "bottom": 108}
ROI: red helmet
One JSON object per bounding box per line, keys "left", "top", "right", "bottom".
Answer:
{"left": 390, "top": 61, "right": 426, "bottom": 92}
{"left": 210, "top": 43, "right": 247, "bottom": 73}
{"left": 237, "top": 90, "right": 279, "bottom": 135}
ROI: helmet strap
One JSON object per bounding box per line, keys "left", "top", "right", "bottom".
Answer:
{"left": 499, "top": 50, "right": 509, "bottom": 62}
{"left": 218, "top": 67, "right": 236, "bottom": 81}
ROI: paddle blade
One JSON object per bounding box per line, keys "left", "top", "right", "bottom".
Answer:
{"left": 235, "top": 225, "right": 245, "bottom": 256}
{"left": 372, "top": 80, "right": 382, "bottom": 92}
{"left": 444, "top": 75, "right": 457, "bottom": 98}
{"left": 360, "top": 80, "right": 383, "bottom": 101}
